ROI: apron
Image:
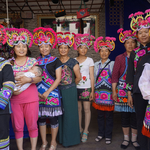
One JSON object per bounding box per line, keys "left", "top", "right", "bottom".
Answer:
{"left": 94, "top": 63, "right": 114, "bottom": 106}
{"left": 116, "top": 56, "right": 128, "bottom": 103}
{"left": 115, "top": 56, "right": 135, "bottom": 112}
{"left": 142, "top": 104, "right": 150, "bottom": 138}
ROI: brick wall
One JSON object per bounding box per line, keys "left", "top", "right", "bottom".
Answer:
{"left": 24, "top": 6, "right": 105, "bottom": 63}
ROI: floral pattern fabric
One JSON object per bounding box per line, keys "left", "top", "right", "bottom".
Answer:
{"left": 94, "top": 66, "right": 114, "bottom": 106}
{"left": 116, "top": 57, "right": 128, "bottom": 103}
{"left": 76, "top": 57, "right": 94, "bottom": 89}
{"left": 60, "top": 65, "right": 72, "bottom": 85}
{"left": 78, "top": 88, "right": 91, "bottom": 101}
{"left": 36, "top": 55, "right": 62, "bottom": 108}
{"left": 133, "top": 46, "right": 146, "bottom": 71}
{"left": 12, "top": 57, "right": 37, "bottom": 74}
{"left": 143, "top": 105, "right": 150, "bottom": 126}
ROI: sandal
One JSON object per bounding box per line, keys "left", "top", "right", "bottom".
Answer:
{"left": 39, "top": 142, "right": 48, "bottom": 150}
{"left": 95, "top": 136, "right": 103, "bottom": 142}
{"left": 49, "top": 145, "right": 57, "bottom": 150}
{"left": 80, "top": 128, "right": 83, "bottom": 135}
{"left": 121, "top": 140, "right": 130, "bottom": 149}
{"left": 131, "top": 141, "right": 140, "bottom": 150}
{"left": 105, "top": 138, "right": 111, "bottom": 145}
{"left": 81, "top": 132, "right": 89, "bottom": 143}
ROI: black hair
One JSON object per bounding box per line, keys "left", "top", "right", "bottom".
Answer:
{"left": 124, "top": 39, "right": 137, "bottom": 44}
{"left": 99, "top": 48, "right": 110, "bottom": 53}
{"left": 34, "top": 65, "right": 43, "bottom": 76}
{"left": 58, "top": 45, "right": 70, "bottom": 49}
{"left": 10, "top": 44, "right": 31, "bottom": 66}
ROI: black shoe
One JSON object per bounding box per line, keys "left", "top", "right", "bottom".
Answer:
{"left": 95, "top": 136, "right": 103, "bottom": 142}
{"left": 121, "top": 140, "right": 130, "bottom": 149}
{"left": 105, "top": 138, "right": 111, "bottom": 145}
{"left": 131, "top": 141, "right": 140, "bottom": 150}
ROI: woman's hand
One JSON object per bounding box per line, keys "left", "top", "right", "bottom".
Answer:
{"left": 128, "top": 95, "right": 133, "bottom": 109}
{"left": 89, "top": 91, "right": 95, "bottom": 101}
{"left": 112, "top": 83, "right": 117, "bottom": 102}
{"left": 42, "top": 91, "right": 50, "bottom": 100}
{"left": 38, "top": 92, "right": 44, "bottom": 100}
{"left": 13, "top": 89, "right": 21, "bottom": 95}
{"left": 15, "top": 76, "right": 31, "bottom": 87}
{"left": 112, "top": 92, "right": 117, "bottom": 102}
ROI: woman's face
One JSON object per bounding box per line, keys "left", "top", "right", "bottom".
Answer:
{"left": 99, "top": 47, "right": 110, "bottom": 60}
{"left": 124, "top": 38, "right": 136, "bottom": 53}
{"left": 39, "top": 44, "right": 51, "bottom": 57}
{"left": 14, "top": 43, "right": 27, "bottom": 57}
{"left": 77, "top": 45, "right": 88, "bottom": 56}
{"left": 137, "top": 28, "right": 150, "bottom": 45}
{"left": 58, "top": 44, "right": 70, "bottom": 56}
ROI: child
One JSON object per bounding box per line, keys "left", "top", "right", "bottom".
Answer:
{"left": 14, "top": 65, "right": 42, "bottom": 92}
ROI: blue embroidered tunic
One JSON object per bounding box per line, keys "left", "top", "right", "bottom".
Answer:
{"left": 36, "top": 54, "right": 63, "bottom": 117}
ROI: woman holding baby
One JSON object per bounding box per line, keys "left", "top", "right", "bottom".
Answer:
{"left": 6, "top": 28, "right": 41, "bottom": 150}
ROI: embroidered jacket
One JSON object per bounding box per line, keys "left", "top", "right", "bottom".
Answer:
{"left": 126, "top": 42, "right": 150, "bottom": 94}
{"left": 0, "top": 58, "right": 15, "bottom": 112}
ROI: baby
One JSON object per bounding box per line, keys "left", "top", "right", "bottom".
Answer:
{"left": 14, "top": 65, "right": 43, "bottom": 92}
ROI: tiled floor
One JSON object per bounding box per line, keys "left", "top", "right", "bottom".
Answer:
{"left": 10, "top": 108, "right": 138, "bottom": 150}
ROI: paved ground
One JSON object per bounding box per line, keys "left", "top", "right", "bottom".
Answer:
{"left": 10, "top": 107, "right": 139, "bottom": 150}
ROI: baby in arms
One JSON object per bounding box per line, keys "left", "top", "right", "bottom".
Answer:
{"left": 14, "top": 65, "right": 43, "bottom": 92}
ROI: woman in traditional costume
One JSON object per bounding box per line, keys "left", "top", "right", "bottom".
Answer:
{"left": 6, "top": 28, "right": 41, "bottom": 150}
{"left": 126, "top": 9, "right": 150, "bottom": 150}
{"left": 139, "top": 60, "right": 150, "bottom": 139}
{"left": 57, "top": 32, "right": 81, "bottom": 147}
{"left": 93, "top": 36, "right": 115, "bottom": 144}
{"left": 73, "top": 34, "right": 95, "bottom": 142}
{"left": 112, "top": 29, "right": 140, "bottom": 149}
{"left": 33, "top": 27, "right": 63, "bottom": 150}
{"left": 0, "top": 25, "right": 15, "bottom": 150}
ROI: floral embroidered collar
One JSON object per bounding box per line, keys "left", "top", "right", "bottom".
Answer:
{"left": 37, "top": 54, "right": 56, "bottom": 65}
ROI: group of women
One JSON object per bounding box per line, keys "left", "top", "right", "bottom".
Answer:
{"left": 0, "top": 9, "right": 150, "bottom": 150}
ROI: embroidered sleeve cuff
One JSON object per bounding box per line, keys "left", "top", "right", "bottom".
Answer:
{"left": 0, "top": 81, "right": 14, "bottom": 109}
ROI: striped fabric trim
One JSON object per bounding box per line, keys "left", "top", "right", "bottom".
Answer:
{"left": 0, "top": 136, "right": 9, "bottom": 149}
{"left": 0, "top": 81, "right": 15, "bottom": 109}
{"left": 0, "top": 61, "right": 11, "bottom": 72}
{"left": 3, "top": 81, "right": 15, "bottom": 91}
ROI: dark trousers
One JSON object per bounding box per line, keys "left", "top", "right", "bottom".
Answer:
{"left": 97, "top": 110, "right": 113, "bottom": 138}
{"left": 121, "top": 112, "right": 137, "bottom": 129}
{"left": 38, "top": 116, "right": 58, "bottom": 128}
{"left": 133, "top": 93, "right": 150, "bottom": 150}
{"left": 0, "top": 114, "right": 10, "bottom": 149}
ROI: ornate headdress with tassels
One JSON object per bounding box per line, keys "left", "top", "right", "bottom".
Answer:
{"left": 57, "top": 32, "right": 75, "bottom": 47}
{"left": 129, "top": 9, "right": 150, "bottom": 31}
{"left": 117, "top": 28, "right": 137, "bottom": 43}
{"left": 6, "top": 28, "right": 33, "bottom": 48}
{"left": 33, "top": 27, "right": 57, "bottom": 48}
{"left": 94, "top": 36, "right": 116, "bottom": 53}
{"left": 73, "top": 34, "right": 95, "bottom": 50}
{"left": 0, "top": 25, "right": 7, "bottom": 45}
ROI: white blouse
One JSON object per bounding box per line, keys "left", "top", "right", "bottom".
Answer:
{"left": 138, "top": 63, "right": 150, "bottom": 104}
{"left": 75, "top": 57, "right": 94, "bottom": 89}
